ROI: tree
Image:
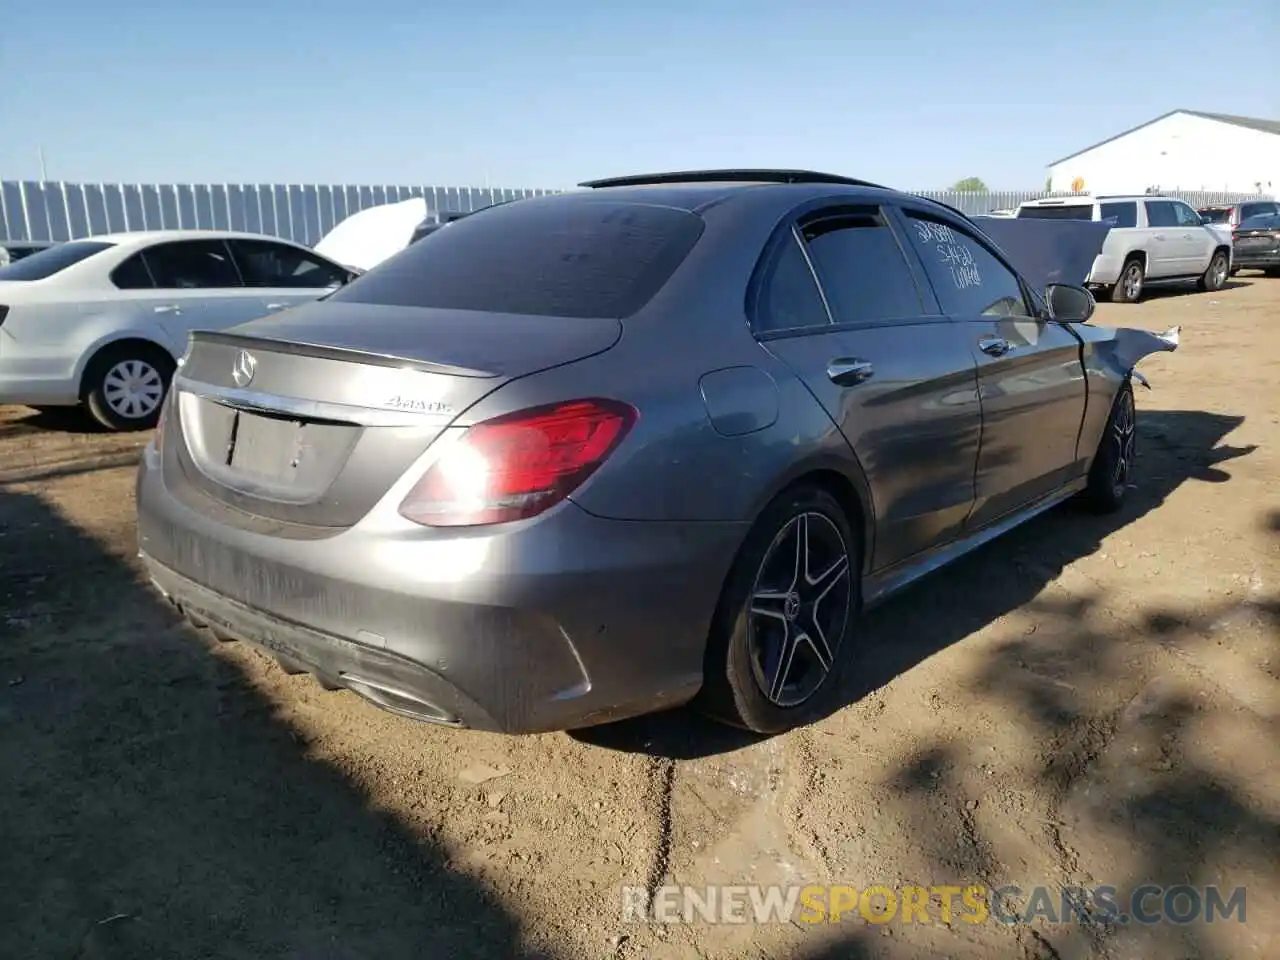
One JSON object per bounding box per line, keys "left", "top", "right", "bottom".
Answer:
{"left": 951, "top": 176, "right": 988, "bottom": 192}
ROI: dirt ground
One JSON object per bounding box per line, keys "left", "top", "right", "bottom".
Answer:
{"left": 2, "top": 277, "right": 1277, "bottom": 960}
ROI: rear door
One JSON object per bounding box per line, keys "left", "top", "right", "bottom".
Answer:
{"left": 121, "top": 239, "right": 268, "bottom": 350}
{"left": 896, "top": 204, "right": 1088, "bottom": 528}
{"left": 1142, "top": 201, "right": 1182, "bottom": 276}
{"left": 754, "top": 203, "right": 981, "bottom": 571}
{"left": 226, "top": 238, "right": 348, "bottom": 315}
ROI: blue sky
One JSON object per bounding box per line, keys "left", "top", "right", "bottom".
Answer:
{"left": 1, "top": 0, "right": 1275, "bottom": 190}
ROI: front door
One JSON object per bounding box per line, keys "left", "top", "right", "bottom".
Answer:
{"left": 1169, "top": 199, "right": 1217, "bottom": 274}
{"left": 1142, "top": 200, "right": 1182, "bottom": 277}
{"left": 895, "top": 205, "right": 1089, "bottom": 528}
{"left": 753, "top": 203, "right": 982, "bottom": 571}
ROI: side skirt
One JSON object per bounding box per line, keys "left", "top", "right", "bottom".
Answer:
{"left": 861, "top": 477, "right": 1088, "bottom": 610}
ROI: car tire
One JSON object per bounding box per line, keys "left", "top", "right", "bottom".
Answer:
{"left": 697, "top": 484, "right": 860, "bottom": 735}
{"left": 1109, "top": 258, "right": 1145, "bottom": 303}
{"left": 83, "top": 342, "right": 175, "bottom": 432}
{"left": 1083, "top": 381, "right": 1136, "bottom": 514}
{"left": 1197, "top": 250, "right": 1230, "bottom": 292}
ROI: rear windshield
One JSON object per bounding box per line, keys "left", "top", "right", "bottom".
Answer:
{"left": 1198, "top": 207, "right": 1232, "bottom": 223}
{"left": 1016, "top": 204, "right": 1095, "bottom": 221}
{"left": 330, "top": 198, "right": 706, "bottom": 319}
{"left": 1239, "top": 213, "right": 1280, "bottom": 231}
{"left": 0, "top": 240, "right": 114, "bottom": 281}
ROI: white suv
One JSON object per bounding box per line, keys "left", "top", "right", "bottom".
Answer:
{"left": 1015, "top": 195, "right": 1233, "bottom": 303}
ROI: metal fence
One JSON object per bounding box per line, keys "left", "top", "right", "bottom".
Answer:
{"left": 0, "top": 180, "right": 1272, "bottom": 244}
{"left": 0, "top": 180, "right": 556, "bottom": 246}
{"left": 912, "top": 188, "right": 1274, "bottom": 216}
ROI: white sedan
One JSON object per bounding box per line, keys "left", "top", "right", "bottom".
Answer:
{"left": 0, "top": 230, "right": 355, "bottom": 430}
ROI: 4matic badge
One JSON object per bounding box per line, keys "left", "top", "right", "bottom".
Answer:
{"left": 382, "top": 395, "right": 455, "bottom": 415}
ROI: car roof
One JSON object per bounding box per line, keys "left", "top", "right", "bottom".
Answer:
{"left": 554, "top": 175, "right": 937, "bottom": 218}
{"left": 86, "top": 229, "right": 311, "bottom": 248}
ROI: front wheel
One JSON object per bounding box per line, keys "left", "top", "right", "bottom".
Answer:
{"left": 83, "top": 343, "right": 174, "bottom": 431}
{"left": 697, "top": 485, "right": 859, "bottom": 734}
{"left": 1083, "top": 382, "right": 1136, "bottom": 514}
{"left": 1198, "top": 250, "right": 1229, "bottom": 292}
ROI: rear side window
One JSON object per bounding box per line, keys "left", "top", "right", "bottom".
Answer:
{"left": 0, "top": 240, "right": 114, "bottom": 281}
{"left": 143, "top": 240, "right": 242, "bottom": 289}
{"left": 331, "top": 198, "right": 705, "bottom": 319}
{"left": 799, "top": 207, "right": 925, "bottom": 325}
{"left": 111, "top": 254, "right": 154, "bottom": 289}
{"left": 1098, "top": 202, "right": 1137, "bottom": 228}
{"left": 749, "top": 232, "right": 830, "bottom": 334}
{"left": 1017, "top": 205, "right": 1094, "bottom": 221}
{"left": 1144, "top": 201, "right": 1179, "bottom": 228}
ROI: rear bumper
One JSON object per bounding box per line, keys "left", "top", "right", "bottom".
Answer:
{"left": 136, "top": 445, "right": 749, "bottom": 733}
{"left": 1232, "top": 249, "right": 1280, "bottom": 268}
{"left": 0, "top": 333, "right": 81, "bottom": 405}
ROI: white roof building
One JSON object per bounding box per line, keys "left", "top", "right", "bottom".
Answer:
{"left": 1047, "top": 110, "right": 1279, "bottom": 196}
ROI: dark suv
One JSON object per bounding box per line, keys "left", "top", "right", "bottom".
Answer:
{"left": 1198, "top": 199, "right": 1280, "bottom": 231}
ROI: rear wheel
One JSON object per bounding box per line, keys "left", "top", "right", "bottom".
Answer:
{"left": 697, "top": 485, "right": 859, "bottom": 734}
{"left": 83, "top": 343, "right": 174, "bottom": 431}
{"left": 1198, "top": 250, "right": 1229, "bottom": 292}
{"left": 1109, "top": 258, "right": 1145, "bottom": 303}
{"left": 1083, "top": 381, "right": 1136, "bottom": 514}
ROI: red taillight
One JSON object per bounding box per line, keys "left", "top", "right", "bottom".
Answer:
{"left": 398, "top": 399, "right": 637, "bottom": 527}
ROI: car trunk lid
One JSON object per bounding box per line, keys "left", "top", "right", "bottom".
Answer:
{"left": 166, "top": 299, "right": 622, "bottom": 529}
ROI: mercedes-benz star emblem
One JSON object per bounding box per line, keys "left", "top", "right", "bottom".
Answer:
{"left": 784, "top": 593, "right": 801, "bottom": 621}
{"left": 232, "top": 350, "right": 257, "bottom": 387}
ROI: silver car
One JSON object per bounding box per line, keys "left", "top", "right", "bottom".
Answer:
{"left": 135, "top": 170, "right": 1178, "bottom": 735}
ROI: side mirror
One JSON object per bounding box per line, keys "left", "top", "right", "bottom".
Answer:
{"left": 1045, "top": 283, "right": 1095, "bottom": 323}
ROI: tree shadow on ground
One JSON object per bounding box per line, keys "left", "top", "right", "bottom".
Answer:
{"left": 773, "top": 525, "right": 1279, "bottom": 958}
{"left": 0, "top": 405, "right": 103, "bottom": 439}
{"left": 579, "top": 408, "right": 1255, "bottom": 760}
{"left": 0, "top": 484, "right": 545, "bottom": 959}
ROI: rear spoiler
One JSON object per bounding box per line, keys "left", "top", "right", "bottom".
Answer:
{"left": 185, "top": 328, "right": 496, "bottom": 378}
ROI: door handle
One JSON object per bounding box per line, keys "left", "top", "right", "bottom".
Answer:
{"left": 1153, "top": 234, "right": 1166, "bottom": 241}
{"left": 826, "top": 358, "right": 874, "bottom": 386}
{"left": 978, "top": 337, "right": 1011, "bottom": 357}
{"left": 266, "top": 302, "right": 290, "bottom": 310}
{"left": 153, "top": 304, "right": 181, "bottom": 314}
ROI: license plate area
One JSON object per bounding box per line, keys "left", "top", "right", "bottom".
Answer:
{"left": 229, "top": 410, "right": 306, "bottom": 481}
{"left": 177, "top": 398, "right": 362, "bottom": 505}
{"left": 220, "top": 408, "right": 360, "bottom": 500}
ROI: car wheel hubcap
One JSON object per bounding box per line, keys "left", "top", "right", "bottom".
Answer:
{"left": 1213, "top": 257, "right": 1227, "bottom": 286}
{"left": 1111, "top": 392, "right": 1136, "bottom": 493}
{"left": 1124, "top": 266, "right": 1142, "bottom": 299}
{"left": 103, "top": 360, "right": 164, "bottom": 419}
{"left": 748, "top": 512, "right": 852, "bottom": 708}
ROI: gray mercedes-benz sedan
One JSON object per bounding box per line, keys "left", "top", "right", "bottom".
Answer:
{"left": 135, "top": 170, "right": 1178, "bottom": 735}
